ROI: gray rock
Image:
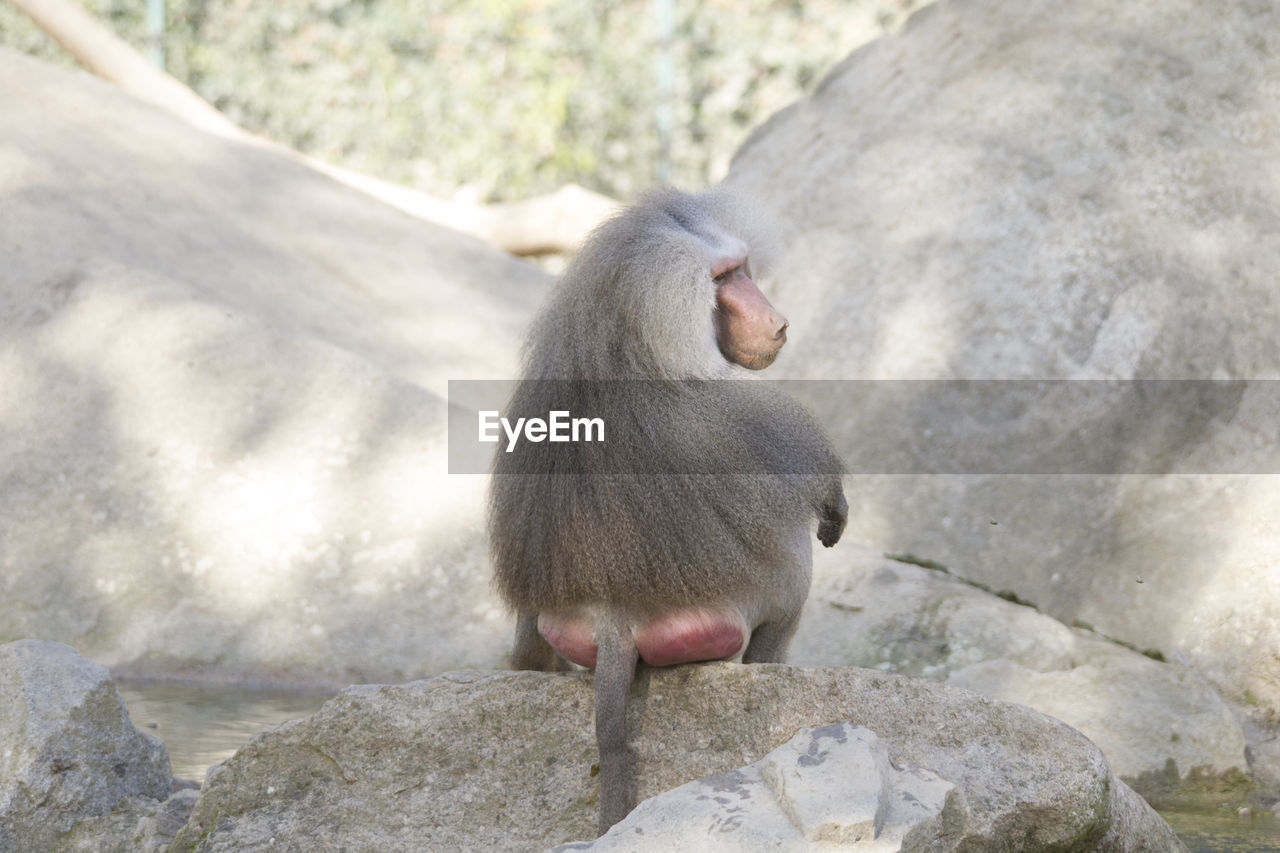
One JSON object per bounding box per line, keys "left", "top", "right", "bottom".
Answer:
{"left": 724, "top": 0, "right": 1280, "bottom": 718}
{"left": 170, "top": 665, "right": 1183, "bottom": 852}
{"left": 56, "top": 789, "right": 201, "bottom": 853}
{"left": 0, "top": 639, "right": 176, "bottom": 852}
{"left": 0, "top": 47, "right": 550, "bottom": 686}
{"left": 560, "top": 723, "right": 959, "bottom": 851}
{"left": 793, "top": 545, "right": 1248, "bottom": 781}
{"left": 757, "top": 725, "right": 899, "bottom": 844}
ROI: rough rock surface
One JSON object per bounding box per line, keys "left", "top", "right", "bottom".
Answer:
{"left": 556, "top": 723, "right": 960, "bottom": 851}
{"left": 54, "top": 789, "right": 201, "bottom": 853}
{"left": 0, "top": 639, "right": 183, "bottom": 852}
{"left": 0, "top": 47, "right": 550, "bottom": 685}
{"left": 724, "top": 0, "right": 1280, "bottom": 712}
{"left": 794, "top": 545, "right": 1248, "bottom": 782}
{"left": 170, "top": 665, "right": 1183, "bottom": 852}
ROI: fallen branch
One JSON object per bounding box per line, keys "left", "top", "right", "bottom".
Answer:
{"left": 307, "top": 166, "right": 620, "bottom": 255}
{"left": 7, "top": 0, "right": 239, "bottom": 137}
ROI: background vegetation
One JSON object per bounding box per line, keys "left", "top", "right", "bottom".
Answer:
{"left": 0, "top": 0, "right": 920, "bottom": 201}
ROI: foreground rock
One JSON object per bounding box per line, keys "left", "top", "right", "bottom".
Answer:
{"left": 559, "top": 723, "right": 961, "bottom": 851}
{"left": 725, "top": 0, "right": 1280, "bottom": 719}
{"left": 794, "top": 545, "right": 1248, "bottom": 784}
{"left": 0, "top": 48, "right": 550, "bottom": 685}
{"left": 0, "top": 639, "right": 191, "bottom": 852}
{"left": 171, "top": 665, "right": 1182, "bottom": 852}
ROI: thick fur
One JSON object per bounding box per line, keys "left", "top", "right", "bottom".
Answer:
{"left": 491, "top": 189, "right": 843, "bottom": 610}
{"left": 487, "top": 188, "right": 846, "bottom": 834}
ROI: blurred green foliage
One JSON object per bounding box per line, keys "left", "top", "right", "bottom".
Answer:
{"left": 0, "top": 0, "right": 919, "bottom": 201}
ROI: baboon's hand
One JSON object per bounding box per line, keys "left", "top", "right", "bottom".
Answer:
{"left": 818, "top": 489, "right": 848, "bottom": 548}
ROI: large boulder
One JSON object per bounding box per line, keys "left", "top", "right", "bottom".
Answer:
{"left": 723, "top": 0, "right": 1280, "bottom": 720}
{"left": 794, "top": 545, "right": 1247, "bottom": 783}
{"left": 170, "top": 665, "right": 1183, "bottom": 851}
{"left": 0, "top": 48, "right": 550, "bottom": 685}
{"left": 0, "top": 639, "right": 186, "bottom": 852}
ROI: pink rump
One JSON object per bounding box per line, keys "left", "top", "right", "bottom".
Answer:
{"left": 539, "top": 607, "right": 750, "bottom": 669}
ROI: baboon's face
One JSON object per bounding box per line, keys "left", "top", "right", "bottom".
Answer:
{"left": 712, "top": 257, "right": 787, "bottom": 369}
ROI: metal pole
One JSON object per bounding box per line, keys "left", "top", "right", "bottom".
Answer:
{"left": 654, "top": 0, "right": 674, "bottom": 186}
{"left": 146, "top": 0, "right": 165, "bottom": 69}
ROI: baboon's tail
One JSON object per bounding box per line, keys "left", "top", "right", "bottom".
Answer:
{"left": 593, "top": 612, "right": 639, "bottom": 835}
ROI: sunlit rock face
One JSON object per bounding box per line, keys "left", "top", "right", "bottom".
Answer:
{"left": 0, "top": 48, "right": 550, "bottom": 685}
{"left": 724, "top": 0, "right": 1280, "bottom": 716}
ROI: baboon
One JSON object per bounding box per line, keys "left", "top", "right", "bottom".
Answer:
{"left": 488, "top": 187, "right": 846, "bottom": 835}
